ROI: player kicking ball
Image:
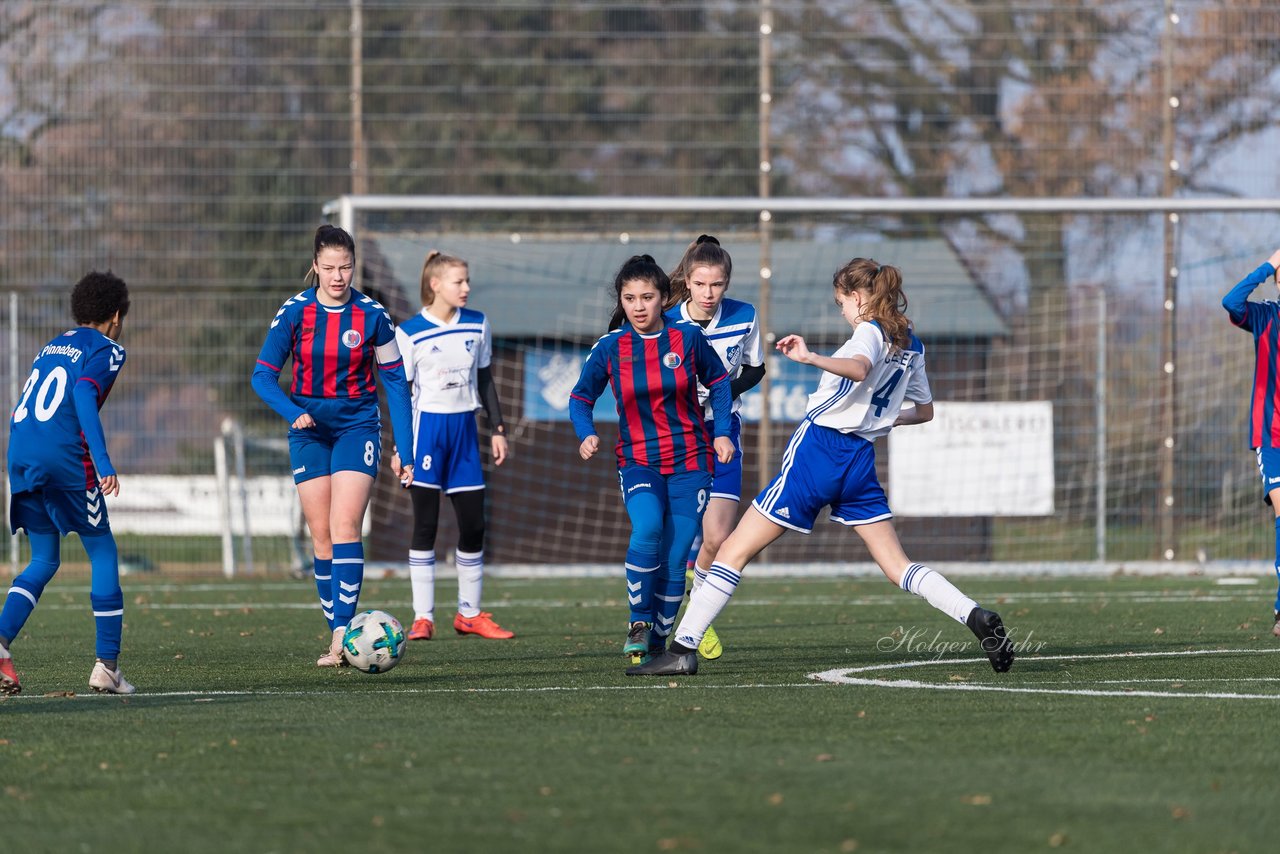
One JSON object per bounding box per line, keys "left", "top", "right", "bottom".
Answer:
{"left": 1, "top": 271, "right": 136, "bottom": 695}
{"left": 628, "top": 258, "right": 1015, "bottom": 677}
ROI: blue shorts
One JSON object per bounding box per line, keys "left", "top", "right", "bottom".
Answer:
{"left": 1257, "top": 447, "right": 1280, "bottom": 505}
{"left": 10, "top": 487, "right": 113, "bottom": 538}
{"left": 410, "top": 410, "right": 483, "bottom": 493}
{"left": 752, "top": 420, "right": 891, "bottom": 534}
{"left": 619, "top": 466, "right": 712, "bottom": 520}
{"left": 707, "top": 414, "right": 743, "bottom": 502}
{"left": 288, "top": 397, "right": 382, "bottom": 484}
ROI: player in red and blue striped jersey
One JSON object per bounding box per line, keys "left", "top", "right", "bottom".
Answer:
{"left": 570, "top": 254, "right": 736, "bottom": 664}
{"left": 252, "top": 225, "right": 414, "bottom": 667}
{"left": 1222, "top": 247, "right": 1280, "bottom": 635}
{"left": 1, "top": 271, "right": 135, "bottom": 695}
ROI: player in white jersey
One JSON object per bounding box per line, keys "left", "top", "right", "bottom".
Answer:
{"left": 394, "top": 250, "right": 514, "bottom": 641}
{"left": 663, "top": 235, "right": 765, "bottom": 660}
{"left": 629, "top": 258, "right": 1016, "bottom": 676}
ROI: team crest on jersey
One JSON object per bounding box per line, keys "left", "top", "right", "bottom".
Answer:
{"left": 465, "top": 339, "right": 474, "bottom": 353}
{"left": 726, "top": 344, "right": 740, "bottom": 364}
{"left": 662, "top": 352, "right": 682, "bottom": 369}
{"left": 341, "top": 329, "right": 363, "bottom": 349}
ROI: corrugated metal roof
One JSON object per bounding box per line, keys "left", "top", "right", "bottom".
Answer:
{"left": 366, "top": 234, "right": 1007, "bottom": 339}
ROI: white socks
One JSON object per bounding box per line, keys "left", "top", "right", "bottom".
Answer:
{"left": 409, "top": 549, "right": 436, "bottom": 621}
{"left": 899, "top": 563, "right": 977, "bottom": 625}
{"left": 674, "top": 562, "right": 741, "bottom": 650}
{"left": 456, "top": 549, "right": 484, "bottom": 619}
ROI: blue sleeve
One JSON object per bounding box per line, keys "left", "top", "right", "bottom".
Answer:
{"left": 378, "top": 361, "right": 414, "bottom": 463}
{"left": 371, "top": 311, "right": 414, "bottom": 462}
{"left": 73, "top": 380, "right": 115, "bottom": 479}
{"left": 693, "top": 331, "right": 732, "bottom": 437}
{"left": 1223, "top": 262, "right": 1275, "bottom": 330}
{"left": 568, "top": 342, "right": 612, "bottom": 443}
{"left": 253, "top": 310, "right": 307, "bottom": 424}
{"left": 252, "top": 363, "right": 306, "bottom": 424}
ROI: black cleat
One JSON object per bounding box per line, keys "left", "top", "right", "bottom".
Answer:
{"left": 966, "top": 607, "right": 1015, "bottom": 673}
{"left": 624, "top": 621, "right": 650, "bottom": 664}
{"left": 1272, "top": 610, "right": 1280, "bottom": 639}
{"left": 625, "top": 648, "right": 698, "bottom": 677}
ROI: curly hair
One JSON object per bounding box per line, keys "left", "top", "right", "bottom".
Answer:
{"left": 71, "top": 271, "right": 130, "bottom": 326}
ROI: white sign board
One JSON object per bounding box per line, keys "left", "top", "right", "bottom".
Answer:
{"left": 887, "top": 401, "right": 1054, "bottom": 516}
{"left": 108, "top": 476, "right": 299, "bottom": 536}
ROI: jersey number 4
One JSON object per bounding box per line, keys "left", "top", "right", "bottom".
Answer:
{"left": 13, "top": 366, "right": 69, "bottom": 424}
{"left": 869, "top": 368, "right": 903, "bottom": 418}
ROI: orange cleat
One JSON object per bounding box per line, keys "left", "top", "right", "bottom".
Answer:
{"left": 408, "top": 618, "right": 435, "bottom": 641}
{"left": 453, "top": 611, "right": 514, "bottom": 639}
{"left": 0, "top": 647, "right": 19, "bottom": 695}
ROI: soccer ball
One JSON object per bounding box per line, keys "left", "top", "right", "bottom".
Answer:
{"left": 341, "top": 610, "right": 406, "bottom": 674}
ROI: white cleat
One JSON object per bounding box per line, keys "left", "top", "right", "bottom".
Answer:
{"left": 89, "top": 661, "right": 136, "bottom": 695}
{"left": 316, "top": 627, "right": 347, "bottom": 667}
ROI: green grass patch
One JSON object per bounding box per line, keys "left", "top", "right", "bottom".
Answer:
{"left": 2, "top": 574, "right": 1276, "bottom": 852}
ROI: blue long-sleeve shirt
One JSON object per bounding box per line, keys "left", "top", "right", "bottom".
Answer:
{"left": 1223, "top": 261, "right": 1280, "bottom": 448}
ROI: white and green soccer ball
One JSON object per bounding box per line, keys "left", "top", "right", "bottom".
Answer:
{"left": 341, "top": 610, "right": 406, "bottom": 674}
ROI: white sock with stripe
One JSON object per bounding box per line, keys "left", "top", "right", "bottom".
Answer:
{"left": 690, "top": 563, "right": 709, "bottom": 595}
{"left": 409, "top": 549, "right": 436, "bottom": 622}
{"left": 899, "top": 563, "right": 977, "bottom": 625}
{"left": 673, "top": 562, "right": 741, "bottom": 650}
{"left": 456, "top": 549, "right": 483, "bottom": 619}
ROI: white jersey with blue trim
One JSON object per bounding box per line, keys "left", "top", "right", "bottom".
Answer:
{"left": 805, "top": 320, "right": 932, "bottom": 440}
{"left": 668, "top": 296, "right": 763, "bottom": 419}
{"left": 395, "top": 306, "right": 492, "bottom": 414}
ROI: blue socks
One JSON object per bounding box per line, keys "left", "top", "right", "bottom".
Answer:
{"left": 1273, "top": 517, "right": 1280, "bottom": 612}
{"left": 331, "top": 541, "right": 364, "bottom": 630}
{"left": 653, "top": 512, "right": 700, "bottom": 641}
{"left": 84, "top": 533, "right": 123, "bottom": 660}
{"left": 0, "top": 531, "right": 60, "bottom": 644}
{"left": 313, "top": 556, "right": 334, "bottom": 630}
{"left": 0, "top": 532, "right": 124, "bottom": 661}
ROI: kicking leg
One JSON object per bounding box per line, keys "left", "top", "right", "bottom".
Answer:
{"left": 855, "top": 520, "right": 1013, "bottom": 673}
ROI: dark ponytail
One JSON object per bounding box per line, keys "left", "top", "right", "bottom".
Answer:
{"left": 305, "top": 225, "right": 356, "bottom": 285}
{"left": 667, "top": 234, "right": 733, "bottom": 310}
{"left": 608, "top": 254, "right": 671, "bottom": 331}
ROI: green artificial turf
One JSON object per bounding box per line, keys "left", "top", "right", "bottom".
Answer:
{"left": 1, "top": 574, "right": 1274, "bottom": 853}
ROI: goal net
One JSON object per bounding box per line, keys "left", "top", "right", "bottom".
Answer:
{"left": 318, "top": 196, "right": 1279, "bottom": 575}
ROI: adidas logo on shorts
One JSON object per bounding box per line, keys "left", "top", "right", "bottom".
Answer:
{"left": 776, "top": 507, "right": 791, "bottom": 519}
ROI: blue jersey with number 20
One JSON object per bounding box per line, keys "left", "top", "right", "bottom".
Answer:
{"left": 8, "top": 327, "right": 126, "bottom": 492}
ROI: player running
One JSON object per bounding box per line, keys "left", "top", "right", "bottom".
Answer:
{"left": 396, "top": 250, "right": 513, "bottom": 642}
{"left": 664, "top": 235, "right": 764, "bottom": 661}
{"left": 629, "top": 258, "right": 1015, "bottom": 676}
{"left": 571, "top": 255, "right": 735, "bottom": 664}
{"left": 253, "top": 225, "right": 414, "bottom": 667}
{"left": 1221, "top": 247, "right": 1280, "bottom": 636}
{"left": 1, "top": 271, "right": 135, "bottom": 694}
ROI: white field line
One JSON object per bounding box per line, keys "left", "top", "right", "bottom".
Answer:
{"left": 20, "top": 588, "right": 1264, "bottom": 611}
{"left": 809, "top": 648, "right": 1280, "bottom": 701}
{"left": 1, "top": 682, "right": 824, "bottom": 702}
